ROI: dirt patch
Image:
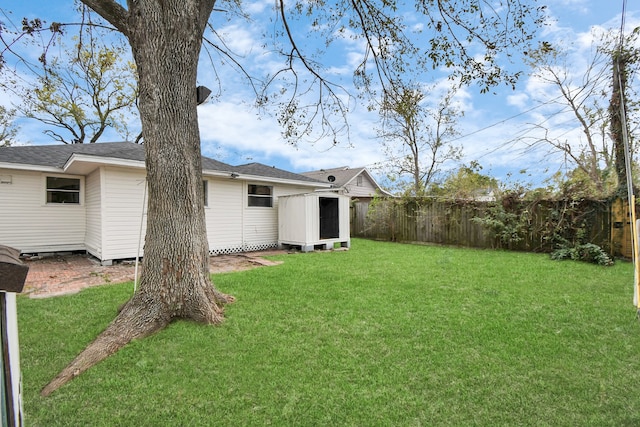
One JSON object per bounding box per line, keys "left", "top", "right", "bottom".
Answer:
{"left": 22, "top": 251, "right": 285, "bottom": 298}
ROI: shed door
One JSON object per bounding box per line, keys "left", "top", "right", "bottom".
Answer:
{"left": 319, "top": 197, "right": 339, "bottom": 239}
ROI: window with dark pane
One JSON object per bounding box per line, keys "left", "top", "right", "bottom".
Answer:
{"left": 46, "top": 177, "right": 80, "bottom": 204}
{"left": 248, "top": 184, "right": 273, "bottom": 207}
{"left": 203, "top": 180, "right": 209, "bottom": 207}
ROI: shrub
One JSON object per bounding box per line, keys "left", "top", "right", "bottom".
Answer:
{"left": 550, "top": 243, "right": 614, "bottom": 266}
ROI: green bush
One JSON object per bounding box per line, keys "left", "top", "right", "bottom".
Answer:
{"left": 550, "top": 243, "right": 614, "bottom": 266}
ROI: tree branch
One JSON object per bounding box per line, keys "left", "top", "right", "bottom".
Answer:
{"left": 79, "top": 0, "right": 129, "bottom": 36}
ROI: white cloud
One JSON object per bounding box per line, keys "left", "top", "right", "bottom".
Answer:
{"left": 197, "top": 97, "right": 384, "bottom": 172}
{"left": 507, "top": 93, "right": 530, "bottom": 109}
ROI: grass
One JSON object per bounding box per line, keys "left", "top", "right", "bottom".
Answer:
{"left": 18, "top": 239, "right": 640, "bottom": 426}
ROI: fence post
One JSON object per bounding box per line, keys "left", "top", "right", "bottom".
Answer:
{"left": 611, "top": 198, "right": 633, "bottom": 258}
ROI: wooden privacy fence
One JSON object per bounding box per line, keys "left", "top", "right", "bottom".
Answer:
{"left": 351, "top": 198, "right": 624, "bottom": 256}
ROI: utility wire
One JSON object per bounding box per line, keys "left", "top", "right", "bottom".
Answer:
{"left": 447, "top": 94, "right": 566, "bottom": 144}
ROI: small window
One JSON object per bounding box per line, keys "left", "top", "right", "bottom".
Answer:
{"left": 46, "top": 176, "right": 80, "bottom": 204}
{"left": 356, "top": 175, "right": 363, "bottom": 186}
{"left": 248, "top": 184, "right": 273, "bottom": 207}
{"left": 203, "top": 180, "right": 209, "bottom": 207}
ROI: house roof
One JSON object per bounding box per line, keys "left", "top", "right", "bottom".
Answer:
{"left": 0, "top": 142, "right": 326, "bottom": 187}
{"left": 0, "top": 142, "right": 148, "bottom": 168}
{"left": 301, "top": 166, "right": 364, "bottom": 187}
{"left": 301, "top": 166, "right": 391, "bottom": 195}
{"left": 234, "top": 162, "right": 320, "bottom": 184}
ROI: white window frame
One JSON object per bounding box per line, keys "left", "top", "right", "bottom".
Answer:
{"left": 44, "top": 175, "right": 83, "bottom": 205}
{"left": 203, "top": 180, "right": 209, "bottom": 207}
{"left": 247, "top": 184, "right": 273, "bottom": 208}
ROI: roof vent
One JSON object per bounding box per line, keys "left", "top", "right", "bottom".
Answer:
{"left": 327, "top": 175, "right": 336, "bottom": 182}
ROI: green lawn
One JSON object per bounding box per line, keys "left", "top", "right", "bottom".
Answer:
{"left": 18, "top": 239, "right": 640, "bottom": 426}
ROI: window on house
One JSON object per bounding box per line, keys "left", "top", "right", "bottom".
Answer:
{"left": 46, "top": 176, "right": 80, "bottom": 204}
{"left": 248, "top": 184, "right": 273, "bottom": 207}
{"left": 356, "top": 175, "right": 363, "bottom": 186}
{"left": 203, "top": 180, "right": 209, "bottom": 207}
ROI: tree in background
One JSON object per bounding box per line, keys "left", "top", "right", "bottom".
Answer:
{"left": 0, "top": 106, "right": 18, "bottom": 146}
{"left": 377, "top": 84, "right": 463, "bottom": 196}
{"left": 609, "top": 29, "right": 639, "bottom": 197}
{"left": 522, "top": 30, "right": 639, "bottom": 198}
{"left": 431, "top": 161, "right": 499, "bottom": 200}
{"left": 0, "top": 0, "right": 545, "bottom": 395}
{"left": 5, "top": 17, "right": 138, "bottom": 144}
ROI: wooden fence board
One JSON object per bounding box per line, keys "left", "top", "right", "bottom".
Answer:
{"left": 352, "top": 198, "right": 616, "bottom": 255}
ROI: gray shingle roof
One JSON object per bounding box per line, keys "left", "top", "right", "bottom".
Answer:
{"left": 0, "top": 142, "right": 324, "bottom": 184}
{"left": 234, "top": 162, "right": 322, "bottom": 183}
{"left": 0, "top": 142, "right": 147, "bottom": 168}
{"left": 301, "top": 166, "right": 366, "bottom": 187}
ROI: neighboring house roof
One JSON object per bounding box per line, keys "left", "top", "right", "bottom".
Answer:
{"left": 301, "top": 166, "right": 364, "bottom": 187}
{"left": 0, "top": 142, "right": 328, "bottom": 188}
{"left": 301, "top": 166, "right": 392, "bottom": 196}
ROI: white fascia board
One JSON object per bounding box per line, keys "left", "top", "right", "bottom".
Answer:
{"left": 202, "top": 170, "right": 237, "bottom": 179}
{"left": 340, "top": 168, "right": 365, "bottom": 187}
{"left": 363, "top": 169, "right": 394, "bottom": 196}
{"left": 229, "top": 173, "right": 332, "bottom": 189}
{"left": 63, "top": 154, "right": 146, "bottom": 173}
{"left": 0, "top": 162, "right": 62, "bottom": 173}
{"left": 350, "top": 168, "right": 393, "bottom": 197}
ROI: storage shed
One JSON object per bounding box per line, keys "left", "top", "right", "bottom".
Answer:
{"left": 278, "top": 193, "right": 351, "bottom": 252}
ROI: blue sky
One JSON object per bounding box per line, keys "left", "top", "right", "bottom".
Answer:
{"left": 2, "top": 1, "right": 639, "bottom": 189}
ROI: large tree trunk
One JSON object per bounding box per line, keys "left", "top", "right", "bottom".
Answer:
{"left": 42, "top": 0, "right": 233, "bottom": 396}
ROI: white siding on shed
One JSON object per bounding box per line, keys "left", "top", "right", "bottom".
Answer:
{"left": 0, "top": 169, "right": 86, "bottom": 253}
{"left": 278, "top": 193, "right": 350, "bottom": 251}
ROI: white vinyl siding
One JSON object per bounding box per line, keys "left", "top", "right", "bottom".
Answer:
{"left": 345, "top": 174, "right": 379, "bottom": 198}
{"left": 278, "top": 193, "right": 351, "bottom": 250}
{"left": 84, "top": 169, "right": 103, "bottom": 258}
{"left": 241, "top": 184, "right": 311, "bottom": 251}
{"left": 206, "top": 180, "right": 311, "bottom": 254}
{"left": 206, "top": 179, "right": 243, "bottom": 254}
{"left": 0, "top": 166, "right": 324, "bottom": 259}
{"left": 100, "top": 167, "right": 147, "bottom": 261}
{"left": 0, "top": 169, "right": 85, "bottom": 253}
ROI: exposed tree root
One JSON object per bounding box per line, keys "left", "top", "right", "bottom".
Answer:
{"left": 41, "top": 285, "right": 233, "bottom": 396}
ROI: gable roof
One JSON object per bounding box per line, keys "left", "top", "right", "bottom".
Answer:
{"left": 301, "top": 166, "right": 391, "bottom": 195}
{"left": 0, "top": 142, "right": 327, "bottom": 187}
{"left": 301, "top": 166, "right": 365, "bottom": 187}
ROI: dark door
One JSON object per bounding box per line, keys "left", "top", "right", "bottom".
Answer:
{"left": 319, "top": 197, "right": 340, "bottom": 239}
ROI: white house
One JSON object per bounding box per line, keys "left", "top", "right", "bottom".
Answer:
{"left": 301, "top": 166, "right": 392, "bottom": 200}
{"left": 0, "top": 142, "right": 331, "bottom": 264}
